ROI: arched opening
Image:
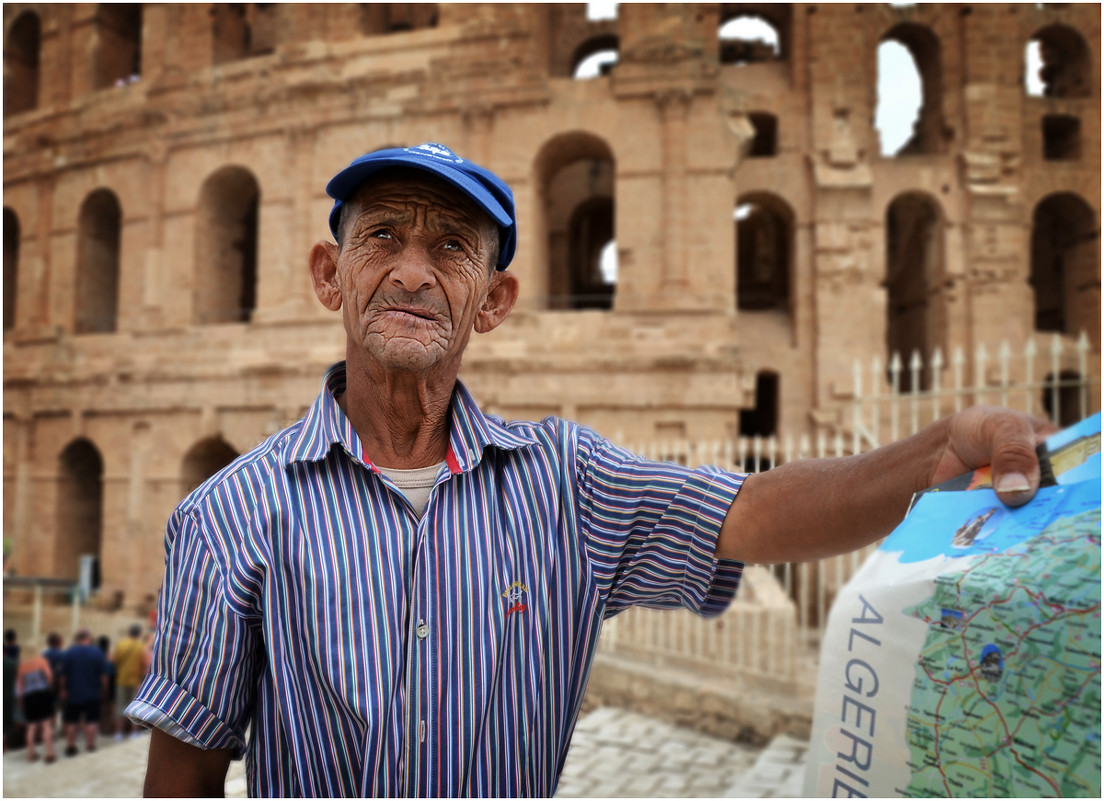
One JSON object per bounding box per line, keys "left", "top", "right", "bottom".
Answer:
{"left": 94, "top": 4, "right": 142, "bottom": 89}
{"left": 1042, "top": 114, "right": 1081, "bottom": 161}
{"left": 195, "top": 167, "right": 260, "bottom": 325}
{"left": 747, "top": 112, "right": 778, "bottom": 157}
{"left": 212, "top": 4, "right": 249, "bottom": 63}
{"left": 359, "top": 4, "right": 440, "bottom": 35}
{"left": 76, "top": 189, "right": 122, "bottom": 335}
{"left": 181, "top": 437, "right": 239, "bottom": 496}
{"left": 4, "top": 11, "right": 41, "bottom": 116}
{"left": 538, "top": 134, "right": 617, "bottom": 310}
{"left": 212, "top": 3, "right": 279, "bottom": 64}
{"left": 740, "top": 370, "right": 779, "bottom": 472}
{"left": 1043, "top": 370, "right": 1085, "bottom": 427}
{"left": 1031, "top": 193, "right": 1099, "bottom": 339}
{"left": 719, "top": 13, "right": 781, "bottom": 65}
{"left": 4, "top": 208, "right": 19, "bottom": 331}
{"left": 566, "top": 197, "right": 615, "bottom": 308}
{"left": 572, "top": 35, "right": 619, "bottom": 79}
{"left": 878, "top": 24, "right": 944, "bottom": 156}
{"left": 875, "top": 40, "right": 922, "bottom": 156}
{"left": 885, "top": 193, "right": 945, "bottom": 391}
{"left": 56, "top": 439, "right": 104, "bottom": 582}
{"left": 735, "top": 193, "right": 792, "bottom": 312}
{"left": 1025, "top": 25, "right": 1092, "bottom": 98}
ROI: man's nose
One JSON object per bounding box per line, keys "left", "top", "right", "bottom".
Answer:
{"left": 388, "top": 244, "right": 437, "bottom": 292}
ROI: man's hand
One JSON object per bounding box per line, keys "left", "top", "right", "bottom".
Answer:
{"left": 717, "top": 406, "right": 1057, "bottom": 565}
{"left": 928, "top": 405, "right": 1056, "bottom": 507}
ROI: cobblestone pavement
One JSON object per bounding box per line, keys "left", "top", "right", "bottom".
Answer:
{"left": 3, "top": 708, "right": 808, "bottom": 798}
{"left": 555, "top": 707, "right": 805, "bottom": 798}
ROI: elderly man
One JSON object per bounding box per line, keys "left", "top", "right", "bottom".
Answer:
{"left": 129, "top": 143, "right": 1050, "bottom": 796}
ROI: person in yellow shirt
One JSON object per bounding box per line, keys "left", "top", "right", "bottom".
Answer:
{"left": 110, "top": 625, "right": 147, "bottom": 740}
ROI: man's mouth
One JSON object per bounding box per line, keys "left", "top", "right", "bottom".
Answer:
{"left": 388, "top": 306, "right": 436, "bottom": 321}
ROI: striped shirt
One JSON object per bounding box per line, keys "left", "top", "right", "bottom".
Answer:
{"left": 127, "top": 362, "right": 746, "bottom": 797}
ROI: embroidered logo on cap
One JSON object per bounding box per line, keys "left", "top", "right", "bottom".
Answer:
{"left": 404, "top": 143, "right": 465, "bottom": 165}
{"left": 502, "top": 579, "right": 528, "bottom": 618}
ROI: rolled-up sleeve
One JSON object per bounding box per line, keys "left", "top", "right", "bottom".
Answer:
{"left": 575, "top": 432, "right": 746, "bottom": 618}
{"left": 126, "top": 509, "right": 262, "bottom": 756}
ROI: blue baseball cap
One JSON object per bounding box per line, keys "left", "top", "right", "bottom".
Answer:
{"left": 326, "top": 143, "right": 517, "bottom": 270}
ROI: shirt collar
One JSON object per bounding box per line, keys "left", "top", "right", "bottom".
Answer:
{"left": 285, "top": 361, "right": 538, "bottom": 474}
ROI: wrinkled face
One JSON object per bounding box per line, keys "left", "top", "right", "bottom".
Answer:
{"left": 333, "top": 170, "right": 500, "bottom": 376}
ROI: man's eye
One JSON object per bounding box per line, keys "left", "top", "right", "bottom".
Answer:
{"left": 442, "top": 239, "right": 463, "bottom": 251}
{"left": 371, "top": 229, "right": 393, "bottom": 239}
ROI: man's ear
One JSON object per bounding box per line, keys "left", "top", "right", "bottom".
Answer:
{"left": 474, "top": 271, "right": 520, "bottom": 334}
{"left": 309, "top": 241, "right": 342, "bottom": 311}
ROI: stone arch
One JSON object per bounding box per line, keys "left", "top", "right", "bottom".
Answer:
{"left": 735, "top": 192, "right": 793, "bottom": 313}
{"left": 181, "top": 436, "right": 239, "bottom": 497}
{"left": 56, "top": 438, "right": 104, "bottom": 581}
{"left": 885, "top": 192, "right": 945, "bottom": 390}
{"left": 1030, "top": 192, "right": 1100, "bottom": 343}
{"left": 93, "top": 4, "right": 142, "bottom": 89}
{"left": 76, "top": 188, "right": 122, "bottom": 335}
{"left": 880, "top": 23, "right": 944, "bottom": 156}
{"left": 536, "top": 133, "right": 617, "bottom": 310}
{"left": 4, "top": 207, "right": 19, "bottom": 331}
{"left": 195, "top": 166, "right": 260, "bottom": 325}
{"left": 4, "top": 10, "right": 41, "bottom": 116}
{"left": 718, "top": 6, "right": 789, "bottom": 64}
{"left": 1026, "top": 24, "right": 1092, "bottom": 99}
{"left": 572, "top": 34, "right": 619, "bottom": 78}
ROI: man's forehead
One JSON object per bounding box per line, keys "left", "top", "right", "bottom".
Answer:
{"left": 348, "top": 169, "right": 489, "bottom": 226}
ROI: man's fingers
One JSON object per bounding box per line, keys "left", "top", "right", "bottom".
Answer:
{"left": 981, "top": 410, "right": 1057, "bottom": 507}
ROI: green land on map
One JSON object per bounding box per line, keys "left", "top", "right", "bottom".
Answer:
{"left": 900, "top": 508, "right": 1101, "bottom": 797}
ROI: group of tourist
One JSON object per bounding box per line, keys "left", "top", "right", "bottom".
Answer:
{"left": 2, "top": 624, "right": 151, "bottom": 763}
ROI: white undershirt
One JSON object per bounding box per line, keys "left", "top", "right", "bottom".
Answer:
{"left": 376, "top": 462, "right": 444, "bottom": 517}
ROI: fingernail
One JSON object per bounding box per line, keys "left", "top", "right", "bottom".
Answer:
{"left": 996, "top": 472, "right": 1030, "bottom": 493}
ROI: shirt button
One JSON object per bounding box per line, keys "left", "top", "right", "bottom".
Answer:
{"left": 416, "top": 621, "right": 429, "bottom": 639}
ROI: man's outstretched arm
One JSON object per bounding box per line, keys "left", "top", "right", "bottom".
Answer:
{"left": 143, "top": 727, "right": 235, "bottom": 797}
{"left": 717, "top": 406, "right": 1055, "bottom": 564}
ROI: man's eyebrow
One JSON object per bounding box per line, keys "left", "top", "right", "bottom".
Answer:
{"left": 353, "top": 204, "right": 413, "bottom": 225}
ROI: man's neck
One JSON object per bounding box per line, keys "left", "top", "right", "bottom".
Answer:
{"left": 340, "top": 357, "right": 456, "bottom": 470}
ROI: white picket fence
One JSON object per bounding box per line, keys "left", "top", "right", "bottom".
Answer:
{"left": 598, "top": 334, "right": 1100, "bottom": 687}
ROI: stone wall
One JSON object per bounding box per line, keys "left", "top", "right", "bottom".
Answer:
{"left": 3, "top": 3, "right": 1099, "bottom": 607}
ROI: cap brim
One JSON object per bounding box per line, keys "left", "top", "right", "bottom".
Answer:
{"left": 328, "top": 158, "right": 512, "bottom": 229}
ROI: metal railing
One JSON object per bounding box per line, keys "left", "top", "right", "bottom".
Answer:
{"left": 598, "top": 334, "right": 1100, "bottom": 685}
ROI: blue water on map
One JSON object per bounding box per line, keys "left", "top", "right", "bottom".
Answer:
{"left": 883, "top": 479, "right": 1101, "bottom": 564}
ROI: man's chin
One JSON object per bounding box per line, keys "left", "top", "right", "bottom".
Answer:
{"left": 364, "top": 337, "right": 450, "bottom": 374}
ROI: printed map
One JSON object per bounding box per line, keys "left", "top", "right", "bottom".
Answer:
{"left": 805, "top": 415, "right": 1101, "bottom": 798}
{"left": 901, "top": 505, "right": 1100, "bottom": 797}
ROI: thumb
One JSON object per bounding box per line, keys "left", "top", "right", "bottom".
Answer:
{"left": 949, "top": 407, "right": 1056, "bottom": 508}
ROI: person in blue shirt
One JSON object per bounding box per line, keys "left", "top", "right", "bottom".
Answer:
{"left": 59, "top": 628, "right": 108, "bottom": 757}
{"left": 133, "top": 144, "right": 1053, "bottom": 796}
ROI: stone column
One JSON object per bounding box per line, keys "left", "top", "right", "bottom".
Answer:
{"left": 123, "top": 422, "right": 151, "bottom": 605}
{"left": 288, "top": 123, "right": 318, "bottom": 318}
{"left": 462, "top": 105, "right": 496, "bottom": 169}
{"left": 11, "top": 417, "right": 35, "bottom": 575}
{"left": 657, "top": 88, "right": 692, "bottom": 291}
{"left": 30, "top": 178, "right": 54, "bottom": 331}
{"left": 140, "top": 142, "right": 168, "bottom": 327}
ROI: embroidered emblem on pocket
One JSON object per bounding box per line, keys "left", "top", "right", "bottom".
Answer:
{"left": 503, "top": 579, "right": 529, "bottom": 618}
